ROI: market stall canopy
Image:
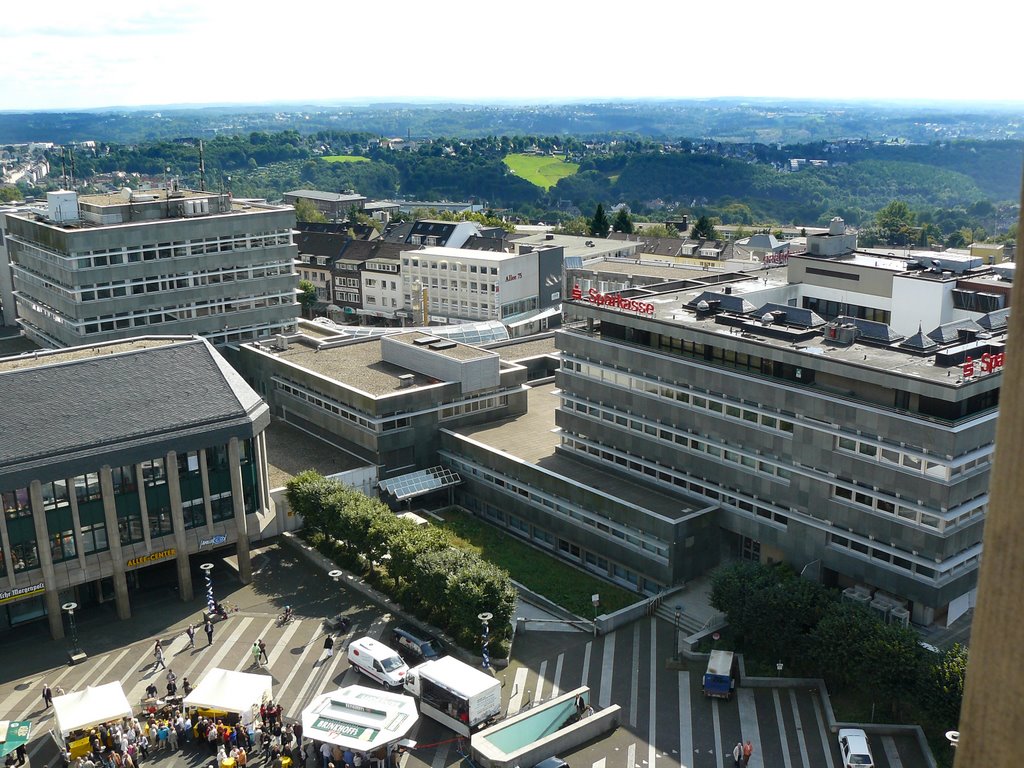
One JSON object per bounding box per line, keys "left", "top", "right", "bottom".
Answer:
{"left": 183, "top": 668, "right": 272, "bottom": 722}
{"left": 0, "top": 721, "right": 31, "bottom": 758}
{"left": 53, "top": 683, "right": 132, "bottom": 738}
{"left": 302, "top": 686, "right": 419, "bottom": 751}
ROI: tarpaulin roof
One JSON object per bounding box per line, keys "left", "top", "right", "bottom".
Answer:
{"left": 302, "top": 686, "right": 418, "bottom": 751}
{"left": 183, "top": 668, "right": 272, "bottom": 722}
{"left": 53, "top": 683, "right": 132, "bottom": 738}
{"left": 0, "top": 721, "right": 31, "bottom": 757}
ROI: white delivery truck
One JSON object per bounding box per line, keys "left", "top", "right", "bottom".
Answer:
{"left": 403, "top": 655, "right": 502, "bottom": 736}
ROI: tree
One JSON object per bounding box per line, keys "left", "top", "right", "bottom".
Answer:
{"left": 612, "top": 207, "right": 634, "bottom": 234}
{"left": 876, "top": 200, "right": 915, "bottom": 246}
{"left": 691, "top": 215, "right": 719, "bottom": 239}
{"left": 921, "top": 643, "right": 968, "bottom": 729}
{"left": 589, "top": 204, "right": 611, "bottom": 238}
{"left": 294, "top": 198, "right": 327, "bottom": 223}
{"left": 298, "top": 280, "right": 318, "bottom": 318}
{"left": 553, "top": 217, "right": 589, "bottom": 236}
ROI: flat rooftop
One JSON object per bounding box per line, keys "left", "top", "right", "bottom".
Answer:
{"left": 260, "top": 338, "right": 436, "bottom": 397}
{"left": 0, "top": 336, "right": 179, "bottom": 373}
{"left": 388, "top": 331, "right": 495, "bottom": 361}
{"left": 487, "top": 336, "right": 558, "bottom": 362}
{"left": 455, "top": 383, "right": 703, "bottom": 522}
{"left": 263, "top": 419, "right": 370, "bottom": 489}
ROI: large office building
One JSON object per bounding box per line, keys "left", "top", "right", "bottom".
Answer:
{"left": 1, "top": 189, "right": 300, "bottom": 348}
{"left": 0, "top": 336, "right": 271, "bottom": 638}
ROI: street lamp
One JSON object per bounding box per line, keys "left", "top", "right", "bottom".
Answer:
{"left": 200, "top": 563, "right": 215, "bottom": 617}
{"left": 674, "top": 605, "right": 682, "bottom": 658}
{"left": 62, "top": 601, "right": 85, "bottom": 663}
{"left": 478, "top": 612, "right": 493, "bottom": 670}
{"left": 776, "top": 661, "right": 784, "bottom": 678}
{"left": 592, "top": 594, "right": 600, "bottom": 637}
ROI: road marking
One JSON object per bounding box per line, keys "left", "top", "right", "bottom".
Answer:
{"left": 788, "top": 689, "right": 810, "bottom": 768}
{"left": 268, "top": 618, "right": 304, "bottom": 668}
{"left": 810, "top": 690, "right": 835, "bottom": 768}
{"left": 507, "top": 666, "right": 529, "bottom": 716}
{"left": 537, "top": 659, "right": 548, "bottom": 702}
{"left": 737, "top": 686, "right": 762, "bottom": 768}
{"left": 647, "top": 618, "right": 657, "bottom": 768}
{"left": 307, "top": 637, "right": 350, "bottom": 705}
{"left": 626, "top": 742, "right": 636, "bottom": 768}
{"left": 711, "top": 699, "right": 723, "bottom": 768}
{"left": 431, "top": 740, "right": 450, "bottom": 768}
{"left": 236, "top": 618, "right": 276, "bottom": 671}
{"left": 629, "top": 622, "right": 640, "bottom": 727}
{"left": 581, "top": 641, "right": 592, "bottom": 688}
{"left": 881, "top": 736, "right": 903, "bottom": 768}
{"left": 599, "top": 632, "right": 615, "bottom": 709}
{"left": 771, "top": 689, "right": 793, "bottom": 768}
{"left": 593, "top": 759, "right": 606, "bottom": 768}
{"left": 275, "top": 628, "right": 324, "bottom": 709}
{"left": 551, "top": 652, "right": 564, "bottom": 698}
{"left": 678, "top": 671, "right": 692, "bottom": 768}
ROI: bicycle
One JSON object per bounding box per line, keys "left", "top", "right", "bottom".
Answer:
{"left": 276, "top": 609, "right": 294, "bottom": 626}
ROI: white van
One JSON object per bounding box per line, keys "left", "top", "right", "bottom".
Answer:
{"left": 347, "top": 636, "right": 409, "bottom": 688}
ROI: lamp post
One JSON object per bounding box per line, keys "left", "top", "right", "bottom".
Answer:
{"left": 200, "top": 562, "right": 215, "bottom": 616}
{"left": 62, "top": 601, "right": 85, "bottom": 663}
{"left": 592, "top": 594, "right": 600, "bottom": 637}
{"left": 776, "top": 661, "right": 784, "bottom": 678}
{"left": 478, "top": 612, "right": 493, "bottom": 670}
{"left": 674, "top": 606, "right": 682, "bottom": 658}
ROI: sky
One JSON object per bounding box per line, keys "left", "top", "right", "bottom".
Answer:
{"left": 2, "top": 0, "right": 1021, "bottom": 111}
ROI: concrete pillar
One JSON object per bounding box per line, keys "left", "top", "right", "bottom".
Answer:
{"left": 0, "top": 507, "right": 16, "bottom": 590}
{"left": 228, "top": 438, "right": 252, "bottom": 584}
{"left": 67, "top": 480, "right": 87, "bottom": 573}
{"left": 256, "top": 431, "right": 272, "bottom": 513}
{"left": 135, "top": 465, "right": 151, "bottom": 550}
{"left": 198, "top": 449, "right": 215, "bottom": 534}
{"left": 954, "top": 195, "right": 1024, "bottom": 767}
{"left": 165, "top": 452, "right": 194, "bottom": 602}
{"left": 99, "top": 467, "right": 131, "bottom": 620}
{"left": 29, "top": 481, "right": 64, "bottom": 640}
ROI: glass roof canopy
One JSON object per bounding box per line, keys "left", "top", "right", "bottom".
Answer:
{"left": 378, "top": 466, "right": 462, "bottom": 501}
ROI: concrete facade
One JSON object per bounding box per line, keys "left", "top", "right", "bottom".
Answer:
{"left": 0, "top": 337, "right": 271, "bottom": 638}
{"left": 3, "top": 190, "right": 300, "bottom": 348}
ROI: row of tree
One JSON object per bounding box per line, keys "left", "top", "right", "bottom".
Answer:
{"left": 285, "top": 471, "right": 517, "bottom": 648}
{"left": 710, "top": 561, "right": 966, "bottom": 730}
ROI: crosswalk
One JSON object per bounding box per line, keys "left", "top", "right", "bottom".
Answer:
{"left": 0, "top": 611, "right": 920, "bottom": 768}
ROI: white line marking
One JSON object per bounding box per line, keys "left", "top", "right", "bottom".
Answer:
{"left": 772, "top": 689, "right": 792, "bottom": 768}
{"left": 599, "top": 632, "right": 615, "bottom": 709}
{"left": 551, "top": 653, "right": 564, "bottom": 698}
{"left": 789, "top": 689, "right": 809, "bottom": 768}
{"left": 678, "top": 671, "right": 692, "bottom": 768}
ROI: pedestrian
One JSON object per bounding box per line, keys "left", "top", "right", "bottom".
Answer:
{"left": 205, "top": 618, "right": 214, "bottom": 645}
{"left": 742, "top": 740, "right": 753, "bottom": 767}
{"left": 252, "top": 642, "right": 262, "bottom": 668}
{"left": 323, "top": 634, "right": 334, "bottom": 659}
{"left": 154, "top": 640, "right": 166, "bottom": 670}
{"left": 42, "top": 682, "right": 53, "bottom": 708}
{"left": 320, "top": 742, "right": 332, "bottom": 768}
{"left": 183, "top": 677, "right": 193, "bottom": 696}
{"left": 15, "top": 745, "right": 26, "bottom": 767}
{"left": 259, "top": 640, "right": 269, "bottom": 666}
{"left": 732, "top": 742, "right": 743, "bottom": 768}
{"left": 186, "top": 624, "right": 196, "bottom": 649}
{"left": 574, "top": 693, "right": 585, "bottom": 714}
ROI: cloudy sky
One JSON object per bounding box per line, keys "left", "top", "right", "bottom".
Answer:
{"left": 2, "top": 0, "right": 1020, "bottom": 111}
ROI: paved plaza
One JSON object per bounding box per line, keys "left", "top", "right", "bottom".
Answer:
{"left": 0, "top": 541, "right": 928, "bottom": 768}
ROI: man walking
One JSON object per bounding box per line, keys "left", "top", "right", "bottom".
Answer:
{"left": 732, "top": 742, "right": 743, "bottom": 768}
{"left": 42, "top": 682, "right": 53, "bottom": 709}
{"left": 742, "top": 740, "right": 753, "bottom": 767}
{"left": 323, "top": 634, "right": 334, "bottom": 660}
{"left": 204, "top": 618, "right": 214, "bottom": 646}
{"left": 252, "top": 641, "right": 262, "bottom": 668}
{"left": 259, "top": 639, "right": 269, "bottom": 666}
{"left": 186, "top": 623, "right": 196, "bottom": 649}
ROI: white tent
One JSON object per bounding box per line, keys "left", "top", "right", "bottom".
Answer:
{"left": 302, "top": 686, "right": 418, "bottom": 751}
{"left": 53, "top": 682, "right": 132, "bottom": 738}
{"left": 183, "top": 668, "right": 272, "bottom": 724}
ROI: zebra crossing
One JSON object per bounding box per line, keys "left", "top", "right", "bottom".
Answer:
{"left": 0, "top": 595, "right": 928, "bottom": 768}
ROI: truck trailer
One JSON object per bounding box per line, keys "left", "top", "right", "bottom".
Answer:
{"left": 404, "top": 656, "right": 502, "bottom": 736}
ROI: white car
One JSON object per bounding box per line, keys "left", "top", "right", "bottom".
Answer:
{"left": 838, "top": 728, "right": 875, "bottom": 768}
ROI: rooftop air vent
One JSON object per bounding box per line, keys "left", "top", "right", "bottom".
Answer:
{"left": 397, "top": 374, "right": 415, "bottom": 389}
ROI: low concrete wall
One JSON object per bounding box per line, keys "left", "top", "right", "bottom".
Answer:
{"left": 472, "top": 686, "right": 620, "bottom": 768}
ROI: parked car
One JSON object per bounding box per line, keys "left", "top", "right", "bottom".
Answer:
{"left": 838, "top": 728, "right": 875, "bottom": 768}
{"left": 392, "top": 624, "right": 444, "bottom": 663}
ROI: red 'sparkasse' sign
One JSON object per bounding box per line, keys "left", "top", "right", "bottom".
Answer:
{"left": 571, "top": 285, "right": 655, "bottom": 315}
{"left": 962, "top": 352, "right": 1005, "bottom": 377}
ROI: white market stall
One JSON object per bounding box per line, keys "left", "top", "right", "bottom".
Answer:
{"left": 183, "top": 668, "right": 272, "bottom": 725}
{"left": 53, "top": 682, "right": 133, "bottom": 739}
{"left": 302, "top": 685, "right": 418, "bottom": 759}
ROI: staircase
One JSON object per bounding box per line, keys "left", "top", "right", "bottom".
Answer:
{"left": 652, "top": 599, "right": 709, "bottom": 636}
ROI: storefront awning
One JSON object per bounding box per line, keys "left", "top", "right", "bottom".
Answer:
{"left": 302, "top": 686, "right": 418, "bottom": 751}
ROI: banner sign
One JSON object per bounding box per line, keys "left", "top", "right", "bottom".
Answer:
{"left": 126, "top": 548, "right": 176, "bottom": 568}
{"left": 0, "top": 583, "right": 44, "bottom": 604}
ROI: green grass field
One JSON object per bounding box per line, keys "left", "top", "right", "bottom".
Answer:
{"left": 503, "top": 153, "right": 579, "bottom": 189}
{"left": 323, "top": 155, "right": 370, "bottom": 164}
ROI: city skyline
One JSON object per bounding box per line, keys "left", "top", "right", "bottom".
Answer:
{"left": 2, "top": 0, "right": 1021, "bottom": 112}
